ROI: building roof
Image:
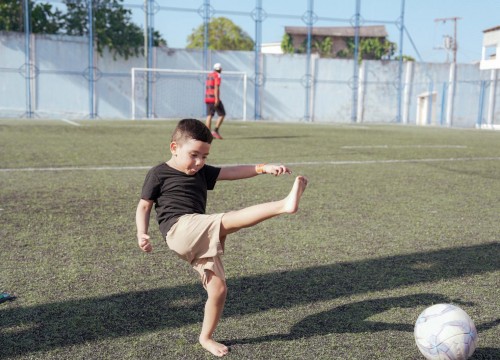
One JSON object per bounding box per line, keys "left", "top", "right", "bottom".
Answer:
{"left": 483, "top": 25, "right": 500, "bottom": 33}
{"left": 285, "top": 25, "right": 388, "bottom": 38}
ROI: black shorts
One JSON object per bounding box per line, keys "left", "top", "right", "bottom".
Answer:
{"left": 206, "top": 101, "right": 226, "bottom": 117}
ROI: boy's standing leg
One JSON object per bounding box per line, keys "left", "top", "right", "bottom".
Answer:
{"left": 199, "top": 271, "right": 229, "bottom": 357}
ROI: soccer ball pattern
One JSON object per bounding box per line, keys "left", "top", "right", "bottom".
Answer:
{"left": 414, "top": 304, "right": 478, "bottom": 360}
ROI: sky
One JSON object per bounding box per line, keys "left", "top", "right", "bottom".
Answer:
{"left": 127, "top": 0, "right": 500, "bottom": 64}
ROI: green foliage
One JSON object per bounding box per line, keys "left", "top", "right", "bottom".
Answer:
{"left": 281, "top": 33, "right": 295, "bottom": 54}
{"left": 186, "top": 17, "right": 254, "bottom": 51}
{"left": 359, "top": 37, "right": 395, "bottom": 60}
{"left": 0, "top": 0, "right": 62, "bottom": 33}
{"left": 394, "top": 54, "right": 416, "bottom": 61}
{"left": 282, "top": 35, "right": 333, "bottom": 57}
{"left": 31, "top": 2, "right": 63, "bottom": 34}
{"left": 0, "top": 0, "right": 167, "bottom": 60}
{"left": 0, "top": 0, "right": 22, "bottom": 32}
{"left": 63, "top": 0, "right": 166, "bottom": 60}
{"left": 336, "top": 37, "right": 396, "bottom": 61}
{"left": 313, "top": 37, "right": 333, "bottom": 57}
{"left": 282, "top": 33, "right": 402, "bottom": 60}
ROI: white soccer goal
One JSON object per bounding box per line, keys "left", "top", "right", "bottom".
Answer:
{"left": 131, "top": 68, "right": 247, "bottom": 120}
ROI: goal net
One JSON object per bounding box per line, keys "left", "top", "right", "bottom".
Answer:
{"left": 131, "top": 68, "right": 247, "bottom": 120}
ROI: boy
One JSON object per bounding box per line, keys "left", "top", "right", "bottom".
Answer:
{"left": 135, "top": 119, "right": 308, "bottom": 357}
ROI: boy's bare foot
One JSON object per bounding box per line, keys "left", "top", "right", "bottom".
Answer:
{"left": 200, "top": 338, "right": 229, "bottom": 357}
{"left": 284, "top": 176, "right": 308, "bottom": 214}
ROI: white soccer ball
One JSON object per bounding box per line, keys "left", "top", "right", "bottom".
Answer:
{"left": 414, "top": 303, "right": 478, "bottom": 360}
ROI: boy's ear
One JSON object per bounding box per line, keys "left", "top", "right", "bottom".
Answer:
{"left": 170, "top": 141, "right": 177, "bottom": 155}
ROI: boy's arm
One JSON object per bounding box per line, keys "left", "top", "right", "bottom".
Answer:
{"left": 136, "top": 198, "right": 154, "bottom": 252}
{"left": 214, "top": 84, "right": 220, "bottom": 105}
{"left": 218, "top": 164, "right": 291, "bottom": 180}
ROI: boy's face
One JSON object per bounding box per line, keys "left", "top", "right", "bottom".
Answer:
{"left": 170, "top": 138, "right": 211, "bottom": 175}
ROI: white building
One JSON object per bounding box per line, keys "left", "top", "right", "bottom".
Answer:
{"left": 261, "top": 42, "right": 283, "bottom": 54}
{"left": 480, "top": 25, "right": 500, "bottom": 70}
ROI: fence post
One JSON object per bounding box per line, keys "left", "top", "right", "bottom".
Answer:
{"left": 303, "top": 0, "right": 315, "bottom": 122}
{"left": 445, "top": 62, "right": 456, "bottom": 127}
{"left": 402, "top": 61, "right": 413, "bottom": 124}
{"left": 254, "top": 0, "right": 263, "bottom": 120}
{"left": 350, "top": 0, "right": 361, "bottom": 123}
{"left": 486, "top": 69, "right": 497, "bottom": 126}
{"left": 396, "top": 0, "right": 406, "bottom": 123}
{"left": 23, "top": 0, "right": 33, "bottom": 118}
{"left": 87, "top": 0, "right": 96, "bottom": 119}
{"left": 477, "top": 80, "right": 486, "bottom": 128}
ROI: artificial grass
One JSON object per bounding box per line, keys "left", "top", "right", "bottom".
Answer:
{"left": 1, "top": 120, "right": 499, "bottom": 359}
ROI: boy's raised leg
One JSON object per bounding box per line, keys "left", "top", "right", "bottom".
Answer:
{"left": 220, "top": 176, "right": 308, "bottom": 236}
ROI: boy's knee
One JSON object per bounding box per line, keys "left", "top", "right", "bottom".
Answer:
{"left": 213, "top": 280, "right": 227, "bottom": 299}
{"left": 206, "top": 272, "right": 227, "bottom": 298}
{"left": 217, "top": 283, "right": 228, "bottom": 299}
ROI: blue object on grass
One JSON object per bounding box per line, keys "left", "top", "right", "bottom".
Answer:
{"left": 0, "top": 292, "right": 17, "bottom": 304}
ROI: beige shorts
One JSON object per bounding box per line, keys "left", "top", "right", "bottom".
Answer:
{"left": 166, "top": 213, "right": 226, "bottom": 289}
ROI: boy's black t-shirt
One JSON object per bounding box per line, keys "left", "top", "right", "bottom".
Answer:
{"left": 141, "top": 162, "right": 221, "bottom": 237}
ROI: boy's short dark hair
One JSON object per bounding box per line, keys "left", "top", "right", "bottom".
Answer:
{"left": 172, "top": 118, "right": 213, "bottom": 144}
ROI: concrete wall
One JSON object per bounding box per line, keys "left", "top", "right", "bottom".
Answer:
{"left": 0, "top": 32, "right": 498, "bottom": 127}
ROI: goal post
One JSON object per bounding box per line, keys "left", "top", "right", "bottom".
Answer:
{"left": 131, "top": 68, "right": 247, "bottom": 121}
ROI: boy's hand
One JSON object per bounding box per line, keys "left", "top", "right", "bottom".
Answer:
{"left": 264, "top": 164, "right": 292, "bottom": 176}
{"left": 138, "top": 234, "right": 152, "bottom": 252}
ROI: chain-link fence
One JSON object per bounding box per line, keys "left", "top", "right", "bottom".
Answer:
{"left": 0, "top": 0, "right": 497, "bottom": 127}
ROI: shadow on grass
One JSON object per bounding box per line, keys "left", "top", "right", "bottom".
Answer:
{"left": 226, "top": 293, "right": 459, "bottom": 343}
{"left": 1, "top": 242, "right": 499, "bottom": 357}
{"left": 227, "top": 294, "right": 499, "bottom": 343}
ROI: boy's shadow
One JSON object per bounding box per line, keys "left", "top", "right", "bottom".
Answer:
{"left": 1, "top": 243, "right": 499, "bottom": 358}
{"left": 227, "top": 293, "right": 498, "bottom": 347}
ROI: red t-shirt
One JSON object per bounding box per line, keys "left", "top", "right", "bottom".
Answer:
{"left": 205, "top": 71, "right": 221, "bottom": 103}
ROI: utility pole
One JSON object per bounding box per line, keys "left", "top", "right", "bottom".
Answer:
{"left": 434, "top": 17, "right": 461, "bottom": 63}
{"left": 144, "top": 0, "right": 149, "bottom": 118}
{"left": 435, "top": 17, "right": 461, "bottom": 128}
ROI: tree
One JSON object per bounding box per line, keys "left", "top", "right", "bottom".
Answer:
{"left": 187, "top": 17, "right": 254, "bottom": 51}
{"left": 63, "top": 0, "right": 166, "bottom": 59}
{"left": 31, "top": 2, "right": 63, "bottom": 34}
{"left": 0, "top": 0, "right": 62, "bottom": 34}
{"left": 0, "top": 0, "right": 166, "bottom": 60}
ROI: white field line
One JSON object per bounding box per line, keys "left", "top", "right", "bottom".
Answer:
{"left": 1, "top": 157, "right": 500, "bottom": 173}
{"left": 0, "top": 166, "right": 151, "bottom": 172}
{"left": 285, "top": 157, "right": 500, "bottom": 166}
{"left": 60, "top": 119, "right": 82, "bottom": 126}
{"left": 341, "top": 145, "right": 467, "bottom": 149}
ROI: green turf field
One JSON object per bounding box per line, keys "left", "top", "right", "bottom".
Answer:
{"left": 1, "top": 119, "right": 499, "bottom": 359}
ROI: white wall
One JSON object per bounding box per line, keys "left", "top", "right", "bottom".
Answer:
{"left": 0, "top": 32, "right": 498, "bottom": 127}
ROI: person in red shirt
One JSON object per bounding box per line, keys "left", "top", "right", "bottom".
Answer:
{"left": 205, "top": 63, "right": 225, "bottom": 139}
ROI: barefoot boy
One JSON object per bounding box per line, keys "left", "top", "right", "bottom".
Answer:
{"left": 135, "top": 118, "right": 308, "bottom": 357}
